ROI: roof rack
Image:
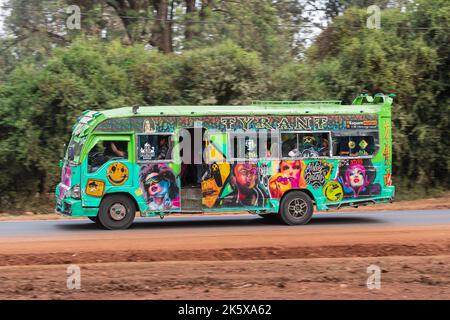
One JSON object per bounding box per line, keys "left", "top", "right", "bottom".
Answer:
{"left": 251, "top": 100, "right": 342, "bottom": 105}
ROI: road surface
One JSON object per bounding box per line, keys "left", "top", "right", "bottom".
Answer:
{"left": 0, "top": 209, "right": 449, "bottom": 299}
{"left": 0, "top": 209, "right": 449, "bottom": 238}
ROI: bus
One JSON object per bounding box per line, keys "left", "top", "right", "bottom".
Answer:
{"left": 56, "top": 93, "right": 395, "bottom": 229}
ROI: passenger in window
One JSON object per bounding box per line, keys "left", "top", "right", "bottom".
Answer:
{"left": 244, "top": 138, "right": 258, "bottom": 158}
{"left": 104, "top": 141, "right": 127, "bottom": 159}
{"left": 319, "top": 138, "right": 330, "bottom": 157}
{"left": 110, "top": 142, "right": 127, "bottom": 158}
{"left": 156, "top": 136, "right": 169, "bottom": 160}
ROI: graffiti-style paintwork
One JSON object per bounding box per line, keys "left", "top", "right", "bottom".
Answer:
{"left": 106, "top": 162, "right": 129, "bottom": 186}
{"left": 323, "top": 180, "right": 344, "bottom": 202}
{"left": 215, "top": 162, "right": 270, "bottom": 207}
{"left": 336, "top": 159, "right": 381, "bottom": 198}
{"left": 86, "top": 179, "right": 105, "bottom": 197}
{"left": 56, "top": 94, "right": 395, "bottom": 218}
{"left": 304, "top": 161, "right": 333, "bottom": 190}
{"left": 139, "top": 163, "right": 180, "bottom": 211}
{"left": 58, "top": 164, "right": 72, "bottom": 201}
{"left": 201, "top": 162, "right": 230, "bottom": 208}
{"left": 95, "top": 115, "right": 378, "bottom": 133}
{"left": 268, "top": 160, "right": 306, "bottom": 199}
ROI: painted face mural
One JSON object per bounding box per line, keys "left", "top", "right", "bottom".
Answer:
{"left": 217, "top": 162, "right": 269, "bottom": 207}
{"left": 143, "top": 119, "right": 154, "bottom": 133}
{"left": 336, "top": 159, "right": 381, "bottom": 198}
{"left": 107, "top": 162, "right": 129, "bottom": 185}
{"left": 140, "top": 163, "right": 180, "bottom": 211}
{"left": 269, "top": 160, "right": 306, "bottom": 199}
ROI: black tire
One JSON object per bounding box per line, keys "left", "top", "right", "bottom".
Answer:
{"left": 278, "top": 191, "right": 314, "bottom": 225}
{"left": 97, "top": 194, "right": 136, "bottom": 230}
{"left": 88, "top": 216, "right": 98, "bottom": 223}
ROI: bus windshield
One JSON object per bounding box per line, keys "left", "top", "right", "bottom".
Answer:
{"left": 65, "top": 136, "right": 84, "bottom": 164}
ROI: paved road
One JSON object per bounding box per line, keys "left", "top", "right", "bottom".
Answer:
{"left": 0, "top": 209, "right": 449, "bottom": 237}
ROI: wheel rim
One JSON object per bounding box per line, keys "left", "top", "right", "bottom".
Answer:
{"left": 109, "top": 203, "right": 127, "bottom": 221}
{"left": 287, "top": 198, "right": 308, "bottom": 218}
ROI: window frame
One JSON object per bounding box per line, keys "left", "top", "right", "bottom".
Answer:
{"left": 85, "top": 135, "right": 131, "bottom": 173}
{"left": 227, "top": 130, "right": 280, "bottom": 162}
{"left": 135, "top": 132, "right": 175, "bottom": 163}
{"left": 280, "top": 130, "right": 332, "bottom": 160}
{"left": 330, "top": 129, "right": 379, "bottom": 159}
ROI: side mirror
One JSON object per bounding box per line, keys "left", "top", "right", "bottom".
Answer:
{"left": 59, "top": 159, "right": 64, "bottom": 168}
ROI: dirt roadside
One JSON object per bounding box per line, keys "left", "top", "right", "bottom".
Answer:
{"left": 1, "top": 255, "right": 448, "bottom": 299}
{"left": 0, "top": 223, "right": 449, "bottom": 299}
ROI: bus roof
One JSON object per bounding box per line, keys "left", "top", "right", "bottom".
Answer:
{"left": 73, "top": 95, "right": 393, "bottom": 137}
{"left": 98, "top": 103, "right": 384, "bottom": 119}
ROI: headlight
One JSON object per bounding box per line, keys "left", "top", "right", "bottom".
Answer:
{"left": 71, "top": 185, "right": 81, "bottom": 199}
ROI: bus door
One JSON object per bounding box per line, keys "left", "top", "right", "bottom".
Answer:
{"left": 178, "top": 127, "right": 206, "bottom": 211}
{"left": 81, "top": 135, "right": 133, "bottom": 208}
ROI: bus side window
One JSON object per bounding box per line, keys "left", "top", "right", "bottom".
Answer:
{"left": 332, "top": 133, "right": 377, "bottom": 157}
{"left": 281, "top": 132, "right": 330, "bottom": 158}
{"left": 88, "top": 140, "right": 129, "bottom": 173}
{"left": 137, "top": 134, "right": 172, "bottom": 162}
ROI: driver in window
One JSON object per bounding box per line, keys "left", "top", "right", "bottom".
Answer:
{"left": 110, "top": 142, "right": 127, "bottom": 158}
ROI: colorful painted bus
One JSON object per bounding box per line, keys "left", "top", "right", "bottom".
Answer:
{"left": 56, "top": 93, "right": 395, "bottom": 229}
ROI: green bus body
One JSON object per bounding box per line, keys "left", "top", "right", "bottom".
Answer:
{"left": 56, "top": 94, "right": 395, "bottom": 222}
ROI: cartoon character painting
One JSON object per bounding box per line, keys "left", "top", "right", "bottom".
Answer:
{"left": 140, "top": 163, "right": 180, "bottom": 211}
{"left": 268, "top": 160, "right": 306, "bottom": 199}
{"left": 217, "top": 162, "right": 269, "bottom": 207}
{"left": 337, "top": 159, "right": 381, "bottom": 198}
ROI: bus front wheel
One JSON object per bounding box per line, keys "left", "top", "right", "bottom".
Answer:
{"left": 97, "top": 195, "right": 136, "bottom": 230}
{"left": 279, "top": 191, "right": 314, "bottom": 225}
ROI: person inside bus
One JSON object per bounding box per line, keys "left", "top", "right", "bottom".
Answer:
{"left": 88, "top": 141, "right": 127, "bottom": 172}
{"left": 319, "top": 138, "right": 330, "bottom": 156}
{"left": 110, "top": 141, "right": 127, "bottom": 158}
{"left": 156, "top": 136, "right": 169, "bottom": 160}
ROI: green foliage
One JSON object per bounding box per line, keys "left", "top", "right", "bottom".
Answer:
{"left": 0, "top": 39, "right": 267, "bottom": 209}
{"left": 308, "top": 5, "right": 449, "bottom": 194}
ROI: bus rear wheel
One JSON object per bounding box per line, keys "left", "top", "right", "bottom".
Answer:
{"left": 279, "top": 191, "right": 314, "bottom": 225}
{"left": 97, "top": 195, "right": 136, "bottom": 230}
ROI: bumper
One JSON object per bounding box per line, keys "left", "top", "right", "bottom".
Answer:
{"left": 56, "top": 197, "right": 98, "bottom": 217}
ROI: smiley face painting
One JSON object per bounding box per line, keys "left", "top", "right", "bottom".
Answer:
{"left": 107, "top": 162, "right": 129, "bottom": 186}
